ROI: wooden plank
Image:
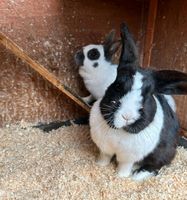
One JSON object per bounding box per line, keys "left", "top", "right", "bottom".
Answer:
{"left": 180, "top": 128, "right": 187, "bottom": 137}
{"left": 143, "top": 0, "right": 158, "bottom": 67}
{"left": 0, "top": 32, "right": 90, "bottom": 113}
{"left": 150, "top": 0, "right": 187, "bottom": 131}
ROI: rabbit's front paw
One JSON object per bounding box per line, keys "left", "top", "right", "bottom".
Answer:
{"left": 117, "top": 162, "right": 133, "bottom": 178}
{"left": 96, "top": 152, "right": 112, "bottom": 167}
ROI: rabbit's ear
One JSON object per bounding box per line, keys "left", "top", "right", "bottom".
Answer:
{"left": 104, "top": 29, "right": 116, "bottom": 45}
{"left": 104, "top": 30, "right": 121, "bottom": 60}
{"left": 154, "top": 70, "right": 187, "bottom": 95}
{"left": 118, "top": 23, "right": 139, "bottom": 70}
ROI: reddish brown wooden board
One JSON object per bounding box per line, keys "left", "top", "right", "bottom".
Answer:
{"left": 0, "top": 0, "right": 148, "bottom": 126}
{"left": 151, "top": 0, "right": 187, "bottom": 130}
{"left": 0, "top": 32, "right": 90, "bottom": 112}
{"left": 143, "top": 0, "right": 158, "bottom": 67}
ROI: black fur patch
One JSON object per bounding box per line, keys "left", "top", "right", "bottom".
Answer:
{"left": 74, "top": 49, "right": 85, "bottom": 66}
{"left": 104, "top": 46, "right": 112, "bottom": 61}
{"left": 154, "top": 70, "right": 187, "bottom": 95}
{"left": 100, "top": 68, "right": 158, "bottom": 133}
{"left": 93, "top": 62, "right": 98, "bottom": 68}
{"left": 124, "top": 69, "right": 156, "bottom": 133}
{"left": 99, "top": 22, "right": 185, "bottom": 177}
{"left": 124, "top": 95, "right": 156, "bottom": 133}
{"left": 87, "top": 48, "right": 100, "bottom": 60}
{"left": 179, "top": 136, "right": 187, "bottom": 148}
{"left": 136, "top": 95, "right": 179, "bottom": 173}
{"left": 100, "top": 68, "right": 135, "bottom": 128}
{"left": 34, "top": 117, "right": 89, "bottom": 132}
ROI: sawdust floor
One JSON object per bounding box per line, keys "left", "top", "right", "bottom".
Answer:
{"left": 0, "top": 124, "right": 187, "bottom": 200}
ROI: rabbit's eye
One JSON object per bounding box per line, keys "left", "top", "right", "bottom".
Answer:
{"left": 87, "top": 48, "right": 100, "bottom": 60}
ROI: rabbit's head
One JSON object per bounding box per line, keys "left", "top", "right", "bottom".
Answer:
{"left": 74, "top": 30, "right": 120, "bottom": 69}
{"left": 100, "top": 23, "right": 187, "bottom": 133}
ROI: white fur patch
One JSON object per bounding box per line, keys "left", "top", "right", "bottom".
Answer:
{"left": 90, "top": 96, "right": 164, "bottom": 179}
{"left": 132, "top": 72, "right": 144, "bottom": 90}
{"left": 82, "top": 95, "right": 94, "bottom": 104}
{"left": 164, "top": 95, "right": 176, "bottom": 112}
{"left": 114, "top": 72, "right": 144, "bottom": 128}
{"left": 79, "top": 45, "right": 117, "bottom": 100}
{"left": 83, "top": 45, "right": 105, "bottom": 69}
{"left": 132, "top": 171, "right": 155, "bottom": 181}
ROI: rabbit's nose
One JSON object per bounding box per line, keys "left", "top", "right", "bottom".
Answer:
{"left": 122, "top": 115, "right": 131, "bottom": 121}
{"left": 74, "top": 50, "right": 84, "bottom": 66}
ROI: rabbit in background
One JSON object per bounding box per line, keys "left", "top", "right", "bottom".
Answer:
{"left": 89, "top": 22, "right": 187, "bottom": 181}
{"left": 74, "top": 30, "right": 121, "bottom": 104}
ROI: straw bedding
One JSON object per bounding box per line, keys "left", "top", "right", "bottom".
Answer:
{"left": 0, "top": 124, "right": 187, "bottom": 200}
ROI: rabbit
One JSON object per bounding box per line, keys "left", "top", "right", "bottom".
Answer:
{"left": 89, "top": 22, "right": 187, "bottom": 181}
{"left": 74, "top": 30, "right": 120, "bottom": 104}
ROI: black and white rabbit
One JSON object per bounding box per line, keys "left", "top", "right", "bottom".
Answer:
{"left": 89, "top": 23, "right": 187, "bottom": 181}
{"left": 74, "top": 30, "right": 120, "bottom": 104}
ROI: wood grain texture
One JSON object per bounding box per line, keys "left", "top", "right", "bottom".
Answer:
{"left": 0, "top": 0, "right": 147, "bottom": 126}
{"left": 0, "top": 44, "right": 88, "bottom": 126}
{"left": 143, "top": 0, "right": 158, "bottom": 67}
{"left": 0, "top": 32, "right": 90, "bottom": 112}
{"left": 151, "top": 0, "right": 187, "bottom": 130}
{"left": 0, "top": 0, "right": 148, "bottom": 126}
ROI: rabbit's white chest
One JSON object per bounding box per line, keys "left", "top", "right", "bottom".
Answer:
{"left": 90, "top": 98, "right": 164, "bottom": 163}
{"left": 79, "top": 65, "right": 117, "bottom": 99}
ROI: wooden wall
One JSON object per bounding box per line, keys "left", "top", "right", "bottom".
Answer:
{"left": 150, "top": 0, "right": 187, "bottom": 130}
{"left": 1, "top": 0, "right": 187, "bottom": 132}
{"left": 0, "top": 0, "right": 148, "bottom": 126}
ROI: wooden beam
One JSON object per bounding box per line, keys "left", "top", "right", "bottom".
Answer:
{"left": 143, "top": 0, "right": 158, "bottom": 67}
{"left": 0, "top": 32, "right": 90, "bottom": 113}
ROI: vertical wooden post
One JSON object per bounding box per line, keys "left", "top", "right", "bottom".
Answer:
{"left": 143, "top": 0, "right": 158, "bottom": 67}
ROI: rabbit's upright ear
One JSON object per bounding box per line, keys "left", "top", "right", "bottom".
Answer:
{"left": 154, "top": 70, "right": 187, "bottom": 95}
{"left": 103, "top": 30, "right": 121, "bottom": 60}
{"left": 118, "top": 23, "right": 139, "bottom": 70}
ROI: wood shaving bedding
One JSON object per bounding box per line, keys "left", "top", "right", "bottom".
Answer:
{"left": 0, "top": 124, "right": 186, "bottom": 200}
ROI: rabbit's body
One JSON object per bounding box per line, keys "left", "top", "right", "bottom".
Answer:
{"left": 90, "top": 94, "right": 178, "bottom": 180}
{"left": 75, "top": 32, "right": 120, "bottom": 104}
{"left": 89, "top": 23, "right": 187, "bottom": 181}
{"left": 79, "top": 54, "right": 117, "bottom": 100}
{"left": 90, "top": 97, "right": 164, "bottom": 162}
